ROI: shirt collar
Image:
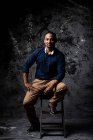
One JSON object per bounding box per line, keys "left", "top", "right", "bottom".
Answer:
{"left": 44, "top": 47, "right": 54, "bottom": 55}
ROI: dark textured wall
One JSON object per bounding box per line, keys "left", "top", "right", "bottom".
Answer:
{"left": 0, "top": 1, "right": 93, "bottom": 121}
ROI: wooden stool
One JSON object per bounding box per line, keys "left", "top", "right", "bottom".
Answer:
{"left": 39, "top": 92, "right": 66, "bottom": 138}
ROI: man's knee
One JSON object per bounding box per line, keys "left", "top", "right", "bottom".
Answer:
{"left": 56, "top": 82, "right": 67, "bottom": 92}
{"left": 60, "top": 82, "right": 67, "bottom": 88}
{"left": 62, "top": 83, "right": 68, "bottom": 91}
{"left": 23, "top": 98, "right": 30, "bottom": 108}
{"left": 23, "top": 95, "right": 38, "bottom": 108}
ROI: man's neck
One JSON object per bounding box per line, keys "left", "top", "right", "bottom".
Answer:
{"left": 45, "top": 47, "right": 55, "bottom": 55}
{"left": 45, "top": 47, "right": 54, "bottom": 52}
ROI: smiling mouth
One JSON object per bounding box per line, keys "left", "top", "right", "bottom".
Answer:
{"left": 47, "top": 44, "right": 52, "bottom": 46}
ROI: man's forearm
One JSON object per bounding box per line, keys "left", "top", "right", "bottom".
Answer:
{"left": 23, "top": 73, "right": 29, "bottom": 85}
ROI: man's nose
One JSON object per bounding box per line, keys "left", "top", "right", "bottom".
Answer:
{"left": 48, "top": 40, "right": 51, "bottom": 43}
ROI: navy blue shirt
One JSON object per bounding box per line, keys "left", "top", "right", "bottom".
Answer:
{"left": 22, "top": 47, "right": 65, "bottom": 82}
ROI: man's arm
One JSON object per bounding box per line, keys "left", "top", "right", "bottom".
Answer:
{"left": 54, "top": 54, "right": 65, "bottom": 82}
{"left": 44, "top": 54, "right": 65, "bottom": 94}
{"left": 22, "top": 48, "right": 41, "bottom": 89}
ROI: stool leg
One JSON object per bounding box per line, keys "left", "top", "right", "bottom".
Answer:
{"left": 62, "top": 100, "right": 67, "bottom": 138}
{"left": 40, "top": 98, "right": 42, "bottom": 138}
{"left": 61, "top": 101, "right": 63, "bottom": 126}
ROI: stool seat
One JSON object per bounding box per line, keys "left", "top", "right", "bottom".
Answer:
{"left": 39, "top": 92, "right": 66, "bottom": 138}
{"left": 40, "top": 92, "right": 54, "bottom": 99}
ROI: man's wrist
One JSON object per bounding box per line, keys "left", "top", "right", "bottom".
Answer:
{"left": 53, "top": 79, "right": 59, "bottom": 84}
{"left": 24, "top": 82, "right": 29, "bottom": 86}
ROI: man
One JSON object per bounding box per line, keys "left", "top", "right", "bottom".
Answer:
{"left": 22, "top": 31, "right": 67, "bottom": 133}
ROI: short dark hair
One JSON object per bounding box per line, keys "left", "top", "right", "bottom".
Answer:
{"left": 44, "top": 31, "right": 57, "bottom": 42}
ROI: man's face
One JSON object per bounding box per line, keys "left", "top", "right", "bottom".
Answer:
{"left": 44, "top": 33, "right": 55, "bottom": 48}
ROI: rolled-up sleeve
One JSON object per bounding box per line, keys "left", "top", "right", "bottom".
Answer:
{"left": 22, "top": 48, "right": 39, "bottom": 73}
{"left": 54, "top": 54, "right": 65, "bottom": 82}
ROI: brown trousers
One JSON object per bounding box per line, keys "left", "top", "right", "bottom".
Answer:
{"left": 23, "top": 79, "right": 67, "bottom": 124}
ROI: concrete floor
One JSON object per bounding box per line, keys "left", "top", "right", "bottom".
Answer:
{"left": 0, "top": 112, "right": 93, "bottom": 140}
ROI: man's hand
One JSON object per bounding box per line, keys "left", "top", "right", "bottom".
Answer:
{"left": 44, "top": 80, "right": 58, "bottom": 94}
{"left": 24, "top": 83, "right": 32, "bottom": 91}
{"left": 23, "top": 73, "right": 32, "bottom": 90}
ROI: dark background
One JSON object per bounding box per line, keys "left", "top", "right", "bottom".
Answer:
{"left": 0, "top": 0, "right": 93, "bottom": 123}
